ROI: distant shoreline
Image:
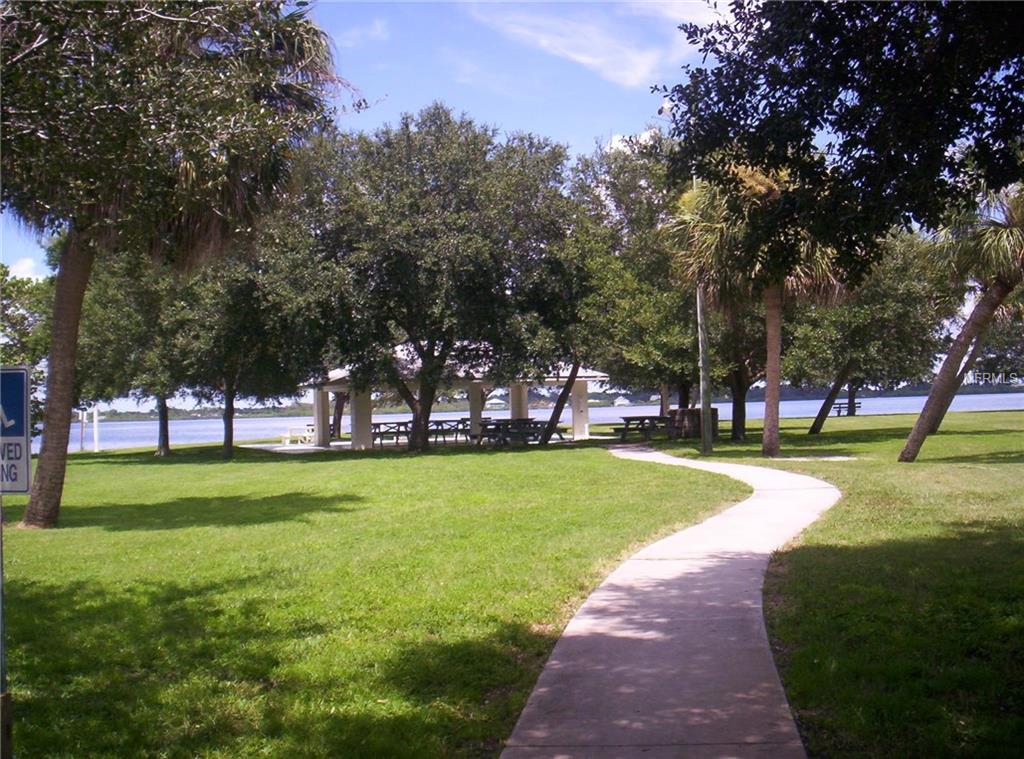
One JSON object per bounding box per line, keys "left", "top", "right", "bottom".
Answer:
{"left": 98, "top": 383, "right": 1024, "bottom": 421}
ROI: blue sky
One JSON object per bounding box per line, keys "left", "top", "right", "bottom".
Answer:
{"left": 1, "top": 1, "right": 721, "bottom": 278}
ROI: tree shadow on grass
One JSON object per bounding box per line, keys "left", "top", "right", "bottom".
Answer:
{"left": 8, "top": 573, "right": 322, "bottom": 757}
{"left": 921, "top": 448, "right": 1024, "bottom": 465}
{"left": 7, "top": 572, "right": 556, "bottom": 759}
{"left": 653, "top": 424, "right": 1024, "bottom": 461}
{"left": 267, "top": 622, "right": 558, "bottom": 758}
{"left": 4, "top": 492, "right": 363, "bottom": 531}
{"left": 765, "top": 521, "right": 1024, "bottom": 758}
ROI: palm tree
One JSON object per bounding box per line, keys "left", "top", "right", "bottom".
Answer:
{"left": 3, "top": 3, "right": 336, "bottom": 527}
{"left": 669, "top": 178, "right": 838, "bottom": 456}
{"left": 899, "top": 185, "right": 1024, "bottom": 462}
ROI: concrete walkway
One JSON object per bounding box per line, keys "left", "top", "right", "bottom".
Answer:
{"left": 502, "top": 445, "right": 842, "bottom": 759}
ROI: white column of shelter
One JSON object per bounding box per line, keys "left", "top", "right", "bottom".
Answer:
{"left": 350, "top": 389, "right": 373, "bottom": 451}
{"left": 570, "top": 379, "right": 590, "bottom": 440}
{"left": 313, "top": 389, "right": 331, "bottom": 447}
{"left": 468, "top": 381, "right": 485, "bottom": 437}
{"left": 510, "top": 382, "right": 529, "bottom": 419}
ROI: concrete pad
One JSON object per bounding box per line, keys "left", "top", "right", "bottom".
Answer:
{"left": 502, "top": 446, "right": 841, "bottom": 758}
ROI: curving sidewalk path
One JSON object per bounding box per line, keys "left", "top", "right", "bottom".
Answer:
{"left": 502, "top": 445, "right": 842, "bottom": 759}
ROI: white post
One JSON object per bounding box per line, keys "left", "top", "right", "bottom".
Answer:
{"left": 79, "top": 409, "right": 85, "bottom": 452}
{"left": 351, "top": 390, "right": 373, "bottom": 451}
{"left": 659, "top": 384, "right": 670, "bottom": 416}
{"left": 510, "top": 382, "right": 529, "bottom": 419}
{"left": 468, "top": 381, "right": 484, "bottom": 436}
{"left": 92, "top": 407, "right": 100, "bottom": 452}
{"left": 570, "top": 380, "right": 590, "bottom": 440}
{"left": 313, "top": 390, "right": 331, "bottom": 447}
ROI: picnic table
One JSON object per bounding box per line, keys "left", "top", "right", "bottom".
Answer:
{"left": 478, "top": 418, "right": 565, "bottom": 446}
{"left": 429, "top": 419, "right": 469, "bottom": 444}
{"left": 833, "top": 401, "right": 862, "bottom": 417}
{"left": 612, "top": 415, "right": 671, "bottom": 442}
{"left": 371, "top": 420, "right": 410, "bottom": 447}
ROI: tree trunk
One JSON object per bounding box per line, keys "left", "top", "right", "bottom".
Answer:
{"left": 728, "top": 373, "right": 749, "bottom": 442}
{"left": 155, "top": 396, "right": 172, "bottom": 456}
{"left": 899, "top": 278, "right": 1017, "bottom": 462}
{"left": 846, "top": 381, "right": 860, "bottom": 416}
{"left": 222, "top": 384, "right": 236, "bottom": 460}
{"left": 408, "top": 383, "right": 437, "bottom": 451}
{"left": 21, "top": 231, "right": 95, "bottom": 529}
{"left": 332, "top": 392, "right": 348, "bottom": 439}
{"left": 678, "top": 382, "right": 691, "bottom": 410}
{"left": 809, "top": 361, "right": 852, "bottom": 435}
{"left": 541, "top": 362, "right": 579, "bottom": 445}
{"left": 761, "top": 282, "right": 783, "bottom": 457}
{"left": 927, "top": 326, "right": 991, "bottom": 434}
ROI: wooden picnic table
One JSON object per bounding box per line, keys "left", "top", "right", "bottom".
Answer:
{"left": 613, "top": 415, "right": 671, "bottom": 442}
{"left": 478, "top": 418, "right": 567, "bottom": 446}
{"left": 428, "top": 419, "right": 469, "bottom": 444}
{"left": 371, "top": 420, "right": 410, "bottom": 447}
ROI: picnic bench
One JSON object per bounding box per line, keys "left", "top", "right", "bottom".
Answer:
{"left": 282, "top": 422, "right": 339, "bottom": 446}
{"left": 833, "top": 401, "right": 862, "bottom": 417}
{"left": 612, "top": 415, "right": 671, "bottom": 442}
{"left": 372, "top": 420, "right": 410, "bottom": 447}
{"left": 429, "top": 419, "right": 469, "bottom": 444}
{"left": 282, "top": 424, "right": 315, "bottom": 445}
{"left": 479, "top": 418, "right": 566, "bottom": 446}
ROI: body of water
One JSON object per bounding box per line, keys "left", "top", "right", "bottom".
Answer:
{"left": 41, "top": 392, "right": 1023, "bottom": 454}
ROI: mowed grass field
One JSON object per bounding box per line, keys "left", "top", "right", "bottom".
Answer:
{"left": 2, "top": 443, "right": 745, "bottom": 758}
{"left": 657, "top": 409, "right": 1024, "bottom": 757}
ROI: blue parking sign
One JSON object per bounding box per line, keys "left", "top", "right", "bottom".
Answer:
{"left": 0, "top": 367, "right": 31, "bottom": 494}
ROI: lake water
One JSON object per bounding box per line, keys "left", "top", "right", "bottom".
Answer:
{"left": 40, "top": 392, "right": 1024, "bottom": 454}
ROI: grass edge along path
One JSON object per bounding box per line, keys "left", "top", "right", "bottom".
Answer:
{"left": 2, "top": 442, "right": 747, "bottom": 758}
{"left": 656, "top": 410, "right": 1024, "bottom": 757}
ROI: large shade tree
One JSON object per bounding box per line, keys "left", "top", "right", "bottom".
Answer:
{"left": 662, "top": 0, "right": 1024, "bottom": 461}
{"left": 319, "top": 104, "right": 573, "bottom": 450}
{"left": 571, "top": 136, "right": 700, "bottom": 409}
{"left": 785, "top": 234, "right": 963, "bottom": 434}
{"left": 76, "top": 252, "right": 194, "bottom": 456}
{"left": 181, "top": 226, "right": 339, "bottom": 460}
{"left": 1, "top": 1, "right": 336, "bottom": 526}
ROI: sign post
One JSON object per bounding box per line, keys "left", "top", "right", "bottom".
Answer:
{"left": 1, "top": 365, "right": 31, "bottom": 759}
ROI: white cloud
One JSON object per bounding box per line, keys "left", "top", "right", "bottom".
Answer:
{"left": 440, "top": 47, "right": 542, "bottom": 98}
{"left": 606, "top": 127, "right": 660, "bottom": 152}
{"left": 8, "top": 256, "right": 44, "bottom": 280}
{"left": 335, "top": 18, "right": 389, "bottom": 49}
{"left": 619, "top": 1, "right": 726, "bottom": 27}
{"left": 468, "top": 4, "right": 682, "bottom": 89}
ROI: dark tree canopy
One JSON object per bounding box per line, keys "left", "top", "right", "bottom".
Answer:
{"left": 785, "top": 234, "right": 962, "bottom": 392}
{"left": 315, "top": 103, "right": 574, "bottom": 448}
{"left": 1, "top": 0, "right": 337, "bottom": 257}
{"left": 663, "top": 0, "right": 1024, "bottom": 280}
{"left": 572, "top": 138, "right": 699, "bottom": 394}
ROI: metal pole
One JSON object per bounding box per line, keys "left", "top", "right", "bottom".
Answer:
{"left": 1, "top": 494, "right": 11, "bottom": 759}
{"left": 79, "top": 409, "right": 85, "bottom": 452}
{"left": 92, "top": 407, "right": 99, "bottom": 453}
{"left": 696, "top": 284, "right": 714, "bottom": 454}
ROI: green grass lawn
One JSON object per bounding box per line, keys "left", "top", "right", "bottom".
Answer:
{"left": 658, "top": 410, "right": 1024, "bottom": 757}
{"left": 2, "top": 443, "right": 745, "bottom": 758}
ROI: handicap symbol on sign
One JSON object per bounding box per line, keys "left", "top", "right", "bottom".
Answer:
{"left": 0, "top": 369, "right": 28, "bottom": 438}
